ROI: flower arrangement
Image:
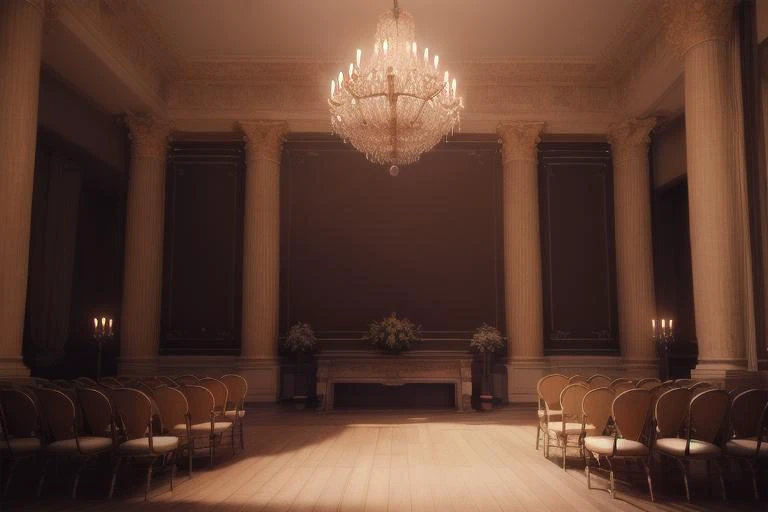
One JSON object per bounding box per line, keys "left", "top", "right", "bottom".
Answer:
{"left": 469, "top": 324, "right": 505, "bottom": 354}
{"left": 367, "top": 313, "right": 422, "bottom": 354}
{"left": 282, "top": 322, "right": 318, "bottom": 353}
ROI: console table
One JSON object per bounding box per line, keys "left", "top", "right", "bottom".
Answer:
{"left": 315, "top": 351, "right": 473, "bottom": 412}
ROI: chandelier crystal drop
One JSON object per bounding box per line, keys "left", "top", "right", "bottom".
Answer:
{"left": 328, "top": 0, "right": 463, "bottom": 168}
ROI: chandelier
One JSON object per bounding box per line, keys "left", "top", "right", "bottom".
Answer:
{"left": 328, "top": 0, "right": 463, "bottom": 175}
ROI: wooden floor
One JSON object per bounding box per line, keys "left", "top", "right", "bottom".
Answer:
{"left": 9, "top": 406, "right": 767, "bottom": 512}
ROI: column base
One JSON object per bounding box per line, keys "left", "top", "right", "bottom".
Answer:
{"left": 0, "top": 357, "right": 30, "bottom": 379}
{"left": 118, "top": 357, "right": 158, "bottom": 377}
{"left": 238, "top": 357, "right": 280, "bottom": 403}
{"left": 691, "top": 360, "right": 764, "bottom": 389}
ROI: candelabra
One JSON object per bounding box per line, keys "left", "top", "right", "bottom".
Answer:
{"left": 92, "top": 316, "right": 114, "bottom": 381}
{"left": 652, "top": 319, "right": 675, "bottom": 381}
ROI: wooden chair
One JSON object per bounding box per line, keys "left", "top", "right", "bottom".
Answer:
{"left": 581, "top": 387, "right": 614, "bottom": 440}
{"left": 636, "top": 377, "right": 660, "bottom": 388}
{"left": 584, "top": 389, "right": 654, "bottom": 501}
{"left": 548, "top": 383, "right": 589, "bottom": 470}
{"left": 587, "top": 374, "right": 612, "bottom": 389}
{"left": 179, "top": 385, "right": 233, "bottom": 468}
{"left": 654, "top": 389, "right": 729, "bottom": 502}
{"left": 110, "top": 388, "right": 179, "bottom": 500}
{"left": 175, "top": 375, "right": 200, "bottom": 385}
{"left": 76, "top": 387, "right": 117, "bottom": 443}
{"left": 536, "top": 374, "right": 567, "bottom": 453}
{"left": 100, "top": 376, "right": 122, "bottom": 389}
{"left": 724, "top": 389, "right": 768, "bottom": 500}
{"left": 35, "top": 387, "right": 113, "bottom": 498}
{"left": 610, "top": 381, "right": 635, "bottom": 395}
{"left": 0, "top": 389, "right": 43, "bottom": 496}
{"left": 674, "top": 378, "right": 696, "bottom": 387}
{"left": 153, "top": 386, "right": 193, "bottom": 477}
{"left": 220, "top": 374, "right": 248, "bottom": 450}
{"left": 74, "top": 377, "right": 99, "bottom": 388}
{"left": 568, "top": 375, "right": 588, "bottom": 384}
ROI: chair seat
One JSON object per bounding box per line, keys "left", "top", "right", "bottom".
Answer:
{"left": 47, "top": 436, "right": 112, "bottom": 455}
{"left": 224, "top": 409, "right": 245, "bottom": 419}
{"left": 548, "top": 422, "right": 584, "bottom": 435}
{"left": 0, "top": 437, "right": 42, "bottom": 454}
{"left": 119, "top": 436, "right": 179, "bottom": 455}
{"left": 726, "top": 438, "right": 768, "bottom": 458}
{"left": 584, "top": 436, "right": 649, "bottom": 456}
{"left": 655, "top": 437, "right": 721, "bottom": 458}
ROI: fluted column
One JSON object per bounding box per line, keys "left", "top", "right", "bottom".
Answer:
{"left": 238, "top": 120, "right": 287, "bottom": 401}
{"left": 609, "top": 118, "right": 658, "bottom": 374}
{"left": 119, "top": 114, "right": 171, "bottom": 375}
{"left": 662, "top": 0, "right": 747, "bottom": 370}
{"left": 0, "top": 0, "right": 44, "bottom": 377}
{"left": 498, "top": 122, "right": 546, "bottom": 402}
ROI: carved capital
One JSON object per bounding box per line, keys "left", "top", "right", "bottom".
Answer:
{"left": 497, "top": 121, "right": 545, "bottom": 163}
{"left": 239, "top": 120, "right": 289, "bottom": 164}
{"left": 608, "top": 117, "right": 656, "bottom": 162}
{"left": 661, "top": 0, "right": 735, "bottom": 57}
{"left": 124, "top": 113, "right": 171, "bottom": 160}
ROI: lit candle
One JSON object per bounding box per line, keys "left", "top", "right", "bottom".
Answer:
{"left": 108, "top": 318, "right": 113, "bottom": 336}
{"left": 330, "top": 79, "right": 335, "bottom": 97}
{"left": 451, "top": 78, "right": 457, "bottom": 97}
{"left": 652, "top": 319, "right": 656, "bottom": 336}
{"left": 412, "top": 42, "right": 417, "bottom": 57}
{"left": 669, "top": 319, "right": 673, "bottom": 334}
{"left": 349, "top": 62, "right": 354, "bottom": 79}
{"left": 356, "top": 48, "right": 361, "bottom": 68}
{"left": 383, "top": 39, "right": 389, "bottom": 54}
{"left": 444, "top": 71, "right": 450, "bottom": 95}
{"left": 338, "top": 71, "right": 344, "bottom": 88}
{"left": 433, "top": 55, "right": 439, "bottom": 69}
{"left": 424, "top": 47, "right": 429, "bottom": 64}
{"left": 93, "top": 318, "right": 98, "bottom": 335}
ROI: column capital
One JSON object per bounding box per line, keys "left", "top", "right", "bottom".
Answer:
{"left": 239, "top": 120, "right": 288, "bottom": 164}
{"left": 124, "top": 113, "right": 171, "bottom": 159}
{"left": 496, "top": 121, "right": 545, "bottom": 163}
{"left": 608, "top": 117, "right": 656, "bottom": 162}
{"left": 661, "top": 0, "right": 735, "bottom": 57}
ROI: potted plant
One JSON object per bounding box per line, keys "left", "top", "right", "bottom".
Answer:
{"left": 469, "top": 324, "right": 505, "bottom": 411}
{"left": 367, "top": 313, "right": 422, "bottom": 354}
{"left": 282, "top": 322, "right": 318, "bottom": 407}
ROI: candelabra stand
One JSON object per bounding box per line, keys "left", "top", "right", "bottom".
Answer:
{"left": 654, "top": 332, "right": 675, "bottom": 381}
{"left": 92, "top": 331, "right": 114, "bottom": 382}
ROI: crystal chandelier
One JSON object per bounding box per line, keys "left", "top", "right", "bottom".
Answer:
{"left": 328, "top": 0, "right": 463, "bottom": 175}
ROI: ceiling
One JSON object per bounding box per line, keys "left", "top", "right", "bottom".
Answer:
{"left": 138, "top": 0, "right": 645, "bottom": 63}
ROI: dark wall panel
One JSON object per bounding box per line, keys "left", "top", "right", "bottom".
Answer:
{"left": 281, "top": 136, "right": 503, "bottom": 343}
{"left": 539, "top": 143, "right": 619, "bottom": 353}
{"left": 161, "top": 142, "right": 244, "bottom": 354}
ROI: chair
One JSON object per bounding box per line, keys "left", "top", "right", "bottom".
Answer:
{"left": 179, "top": 385, "right": 233, "bottom": 468}
{"left": 609, "top": 378, "right": 631, "bottom": 388}
{"left": 76, "top": 388, "right": 117, "bottom": 442}
{"left": 587, "top": 374, "right": 612, "bottom": 389}
{"left": 158, "top": 376, "right": 177, "bottom": 386}
{"left": 674, "top": 378, "right": 696, "bottom": 387}
{"left": 547, "top": 383, "right": 589, "bottom": 470}
{"left": 0, "top": 389, "right": 43, "bottom": 496}
{"left": 654, "top": 389, "right": 730, "bottom": 502}
{"left": 110, "top": 388, "right": 179, "bottom": 500}
{"left": 636, "top": 377, "right": 660, "bottom": 388}
{"left": 115, "top": 376, "right": 133, "bottom": 384}
{"left": 153, "top": 386, "right": 193, "bottom": 477}
{"left": 688, "top": 381, "right": 714, "bottom": 395}
{"left": 100, "top": 376, "right": 122, "bottom": 388}
{"left": 74, "top": 377, "right": 100, "bottom": 388}
{"left": 220, "top": 374, "right": 248, "bottom": 450}
{"left": 175, "top": 375, "right": 200, "bottom": 385}
{"left": 141, "top": 377, "right": 164, "bottom": 389}
{"left": 35, "top": 387, "right": 113, "bottom": 498}
{"left": 724, "top": 389, "right": 768, "bottom": 500}
{"left": 581, "top": 387, "right": 614, "bottom": 439}
{"left": 536, "top": 374, "right": 568, "bottom": 453}
{"left": 611, "top": 381, "right": 635, "bottom": 395}
{"left": 568, "top": 375, "right": 588, "bottom": 384}
{"left": 584, "top": 389, "right": 654, "bottom": 501}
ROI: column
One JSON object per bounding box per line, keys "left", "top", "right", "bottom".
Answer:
{"left": 497, "top": 121, "right": 546, "bottom": 402}
{"left": 119, "top": 114, "right": 171, "bottom": 375}
{"left": 662, "top": 0, "right": 748, "bottom": 373}
{"left": 608, "top": 118, "right": 658, "bottom": 377}
{"left": 238, "top": 120, "right": 288, "bottom": 401}
{"left": 0, "top": 0, "right": 44, "bottom": 378}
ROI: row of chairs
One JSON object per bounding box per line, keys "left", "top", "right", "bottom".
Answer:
{"left": 537, "top": 374, "right": 768, "bottom": 502}
{"left": 0, "top": 373, "right": 247, "bottom": 501}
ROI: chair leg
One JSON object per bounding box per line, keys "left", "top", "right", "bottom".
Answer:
{"left": 145, "top": 457, "right": 156, "bottom": 501}
{"left": 108, "top": 456, "right": 122, "bottom": 499}
{"left": 674, "top": 458, "right": 691, "bottom": 502}
{"left": 36, "top": 458, "right": 49, "bottom": 498}
{"left": 607, "top": 457, "right": 615, "bottom": 499}
{"left": 562, "top": 435, "right": 567, "bottom": 470}
{"left": 188, "top": 438, "right": 194, "bottom": 478}
{"left": 641, "top": 458, "right": 654, "bottom": 502}
{"left": 584, "top": 450, "right": 592, "bottom": 489}
{"left": 72, "top": 458, "right": 87, "bottom": 499}
{"left": 746, "top": 459, "right": 759, "bottom": 501}
{"left": 231, "top": 425, "right": 236, "bottom": 455}
{"left": 239, "top": 420, "right": 245, "bottom": 450}
{"left": 209, "top": 434, "right": 215, "bottom": 469}
{"left": 715, "top": 459, "right": 727, "bottom": 502}
{"left": 169, "top": 451, "right": 176, "bottom": 493}
{"left": 3, "top": 459, "right": 17, "bottom": 497}
{"left": 536, "top": 424, "right": 541, "bottom": 450}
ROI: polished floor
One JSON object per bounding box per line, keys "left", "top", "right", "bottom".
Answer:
{"left": 10, "top": 406, "right": 767, "bottom": 511}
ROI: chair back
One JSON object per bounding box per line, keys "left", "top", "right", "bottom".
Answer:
{"left": 132, "top": 381, "right": 156, "bottom": 398}
{"left": 611, "top": 381, "right": 635, "bottom": 394}
{"left": 199, "top": 377, "right": 228, "bottom": 413}
{"left": 568, "top": 375, "right": 588, "bottom": 384}
{"left": 689, "top": 389, "right": 729, "bottom": 444}
{"left": 35, "top": 388, "right": 77, "bottom": 441}
{"left": 655, "top": 387, "right": 691, "bottom": 437}
{"left": 220, "top": 374, "right": 248, "bottom": 410}
{"left": 587, "top": 374, "right": 612, "bottom": 388}
{"left": 180, "top": 385, "right": 215, "bottom": 424}
{"left": 76, "top": 387, "right": 114, "bottom": 436}
{"left": 0, "top": 389, "right": 39, "bottom": 437}
{"left": 560, "top": 383, "right": 589, "bottom": 422}
{"left": 74, "top": 377, "right": 99, "bottom": 388}
{"left": 636, "top": 378, "right": 660, "bottom": 388}
{"left": 581, "top": 387, "right": 613, "bottom": 436}
{"left": 153, "top": 386, "right": 189, "bottom": 433}
{"left": 730, "top": 389, "right": 768, "bottom": 439}
{"left": 674, "top": 378, "right": 696, "bottom": 387}
{"left": 175, "top": 375, "right": 200, "bottom": 385}
{"left": 613, "top": 389, "right": 651, "bottom": 441}
{"left": 111, "top": 388, "right": 153, "bottom": 441}
{"left": 100, "top": 377, "right": 122, "bottom": 388}
{"left": 689, "top": 381, "right": 713, "bottom": 392}
{"left": 158, "top": 376, "right": 177, "bottom": 386}
{"left": 537, "top": 374, "right": 569, "bottom": 411}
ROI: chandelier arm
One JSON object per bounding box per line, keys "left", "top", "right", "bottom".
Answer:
{"left": 403, "top": 88, "right": 445, "bottom": 128}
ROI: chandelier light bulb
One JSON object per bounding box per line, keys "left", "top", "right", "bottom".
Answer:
{"left": 338, "top": 71, "right": 344, "bottom": 88}
{"left": 423, "top": 47, "right": 429, "bottom": 64}
{"left": 349, "top": 62, "right": 354, "bottom": 78}
{"left": 412, "top": 41, "right": 417, "bottom": 57}
{"left": 451, "top": 78, "right": 457, "bottom": 97}
{"left": 383, "top": 39, "right": 389, "bottom": 54}
{"left": 433, "top": 55, "right": 439, "bottom": 69}
{"left": 356, "top": 48, "right": 362, "bottom": 67}
{"left": 330, "top": 79, "right": 336, "bottom": 97}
